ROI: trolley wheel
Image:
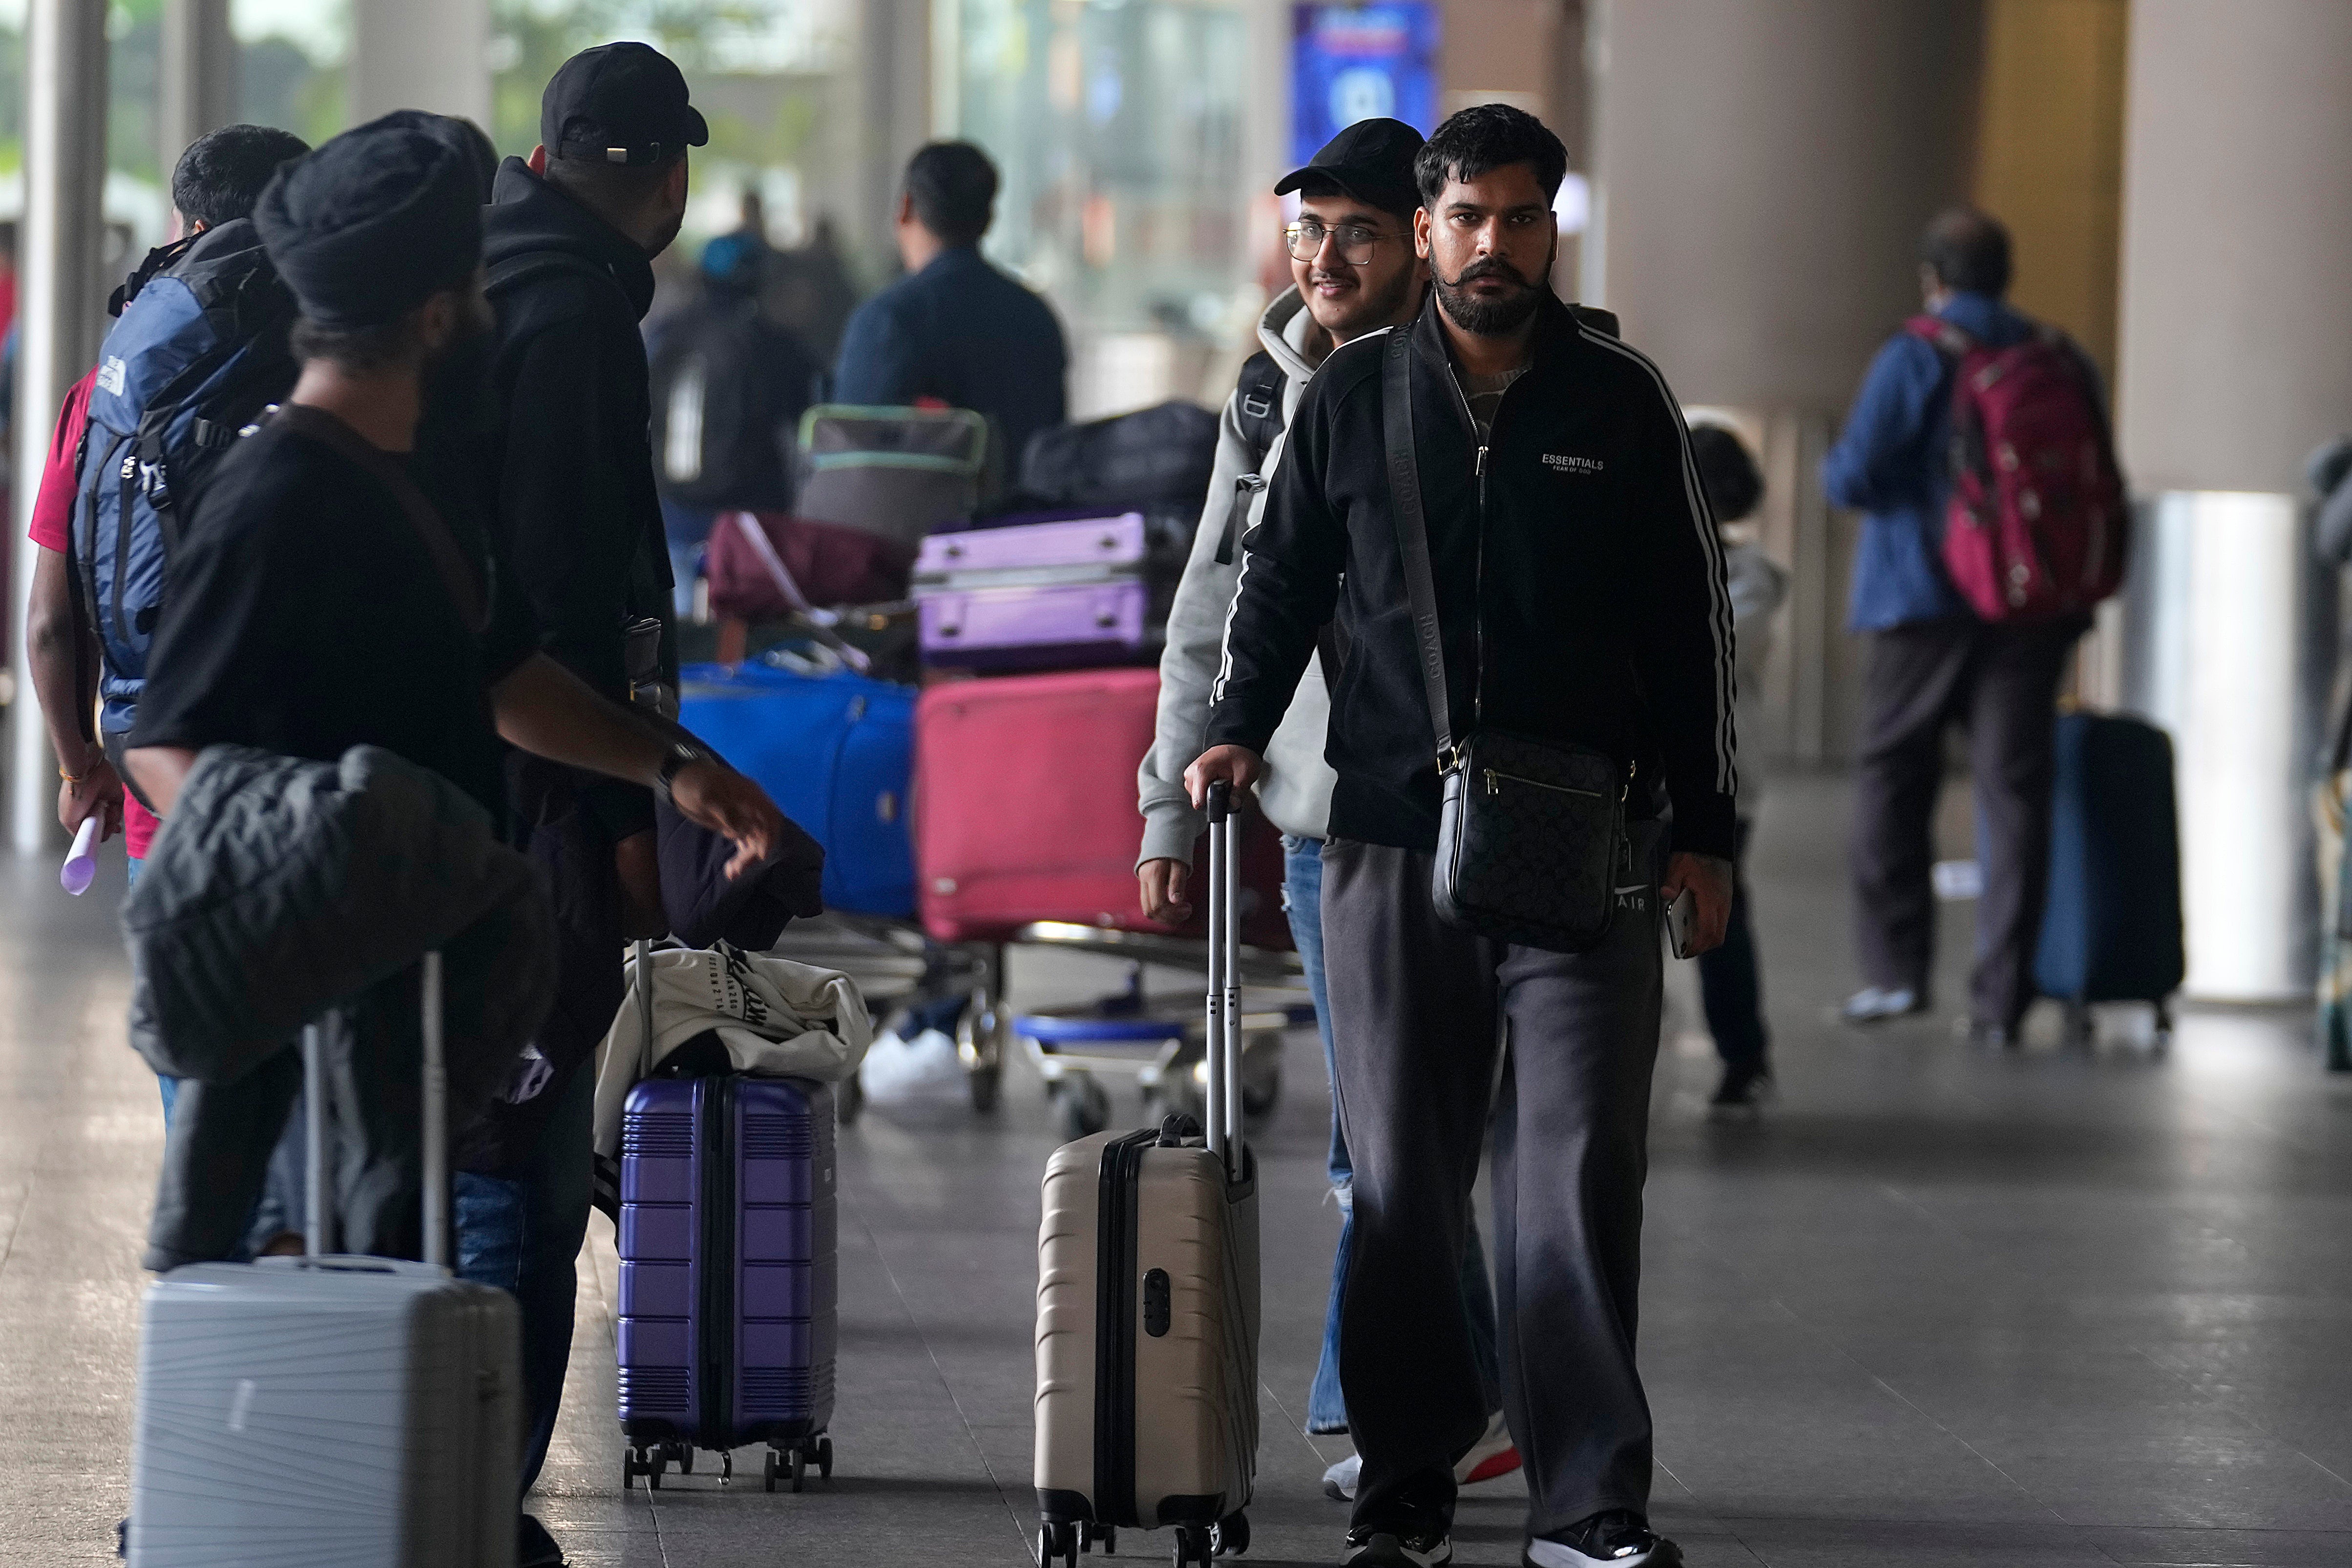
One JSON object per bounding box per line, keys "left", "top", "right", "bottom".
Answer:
{"left": 1211, "top": 1510, "right": 1250, "bottom": 1556}
{"left": 1042, "top": 1526, "right": 1061, "bottom": 1565}
{"left": 619, "top": 1447, "right": 635, "bottom": 1491}
{"left": 763, "top": 1449, "right": 778, "bottom": 1492}
{"left": 1174, "top": 1524, "right": 1212, "bottom": 1567}
{"left": 1102, "top": 1524, "right": 1118, "bottom": 1555}
{"left": 838, "top": 1074, "right": 864, "bottom": 1126}
{"left": 720, "top": 1450, "right": 735, "bottom": 1482}
{"left": 1240, "top": 1032, "right": 1283, "bottom": 1117}
{"left": 815, "top": 1434, "right": 834, "bottom": 1477}
{"left": 648, "top": 1453, "right": 663, "bottom": 1490}
{"left": 675, "top": 1443, "right": 694, "bottom": 1475}
{"left": 1056, "top": 1075, "right": 1110, "bottom": 1140}
{"left": 789, "top": 1443, "right": 807, "bottom": 1492}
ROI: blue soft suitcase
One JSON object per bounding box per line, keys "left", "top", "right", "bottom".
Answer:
{"left": 679, "top": 660, "right": 916, "bottom": 917}
{"left": 617, "top": 1075, "right": 839, "bottom": 1492}
{"left": 2034, "top": 710, "right": 2185, "bottom": 1032}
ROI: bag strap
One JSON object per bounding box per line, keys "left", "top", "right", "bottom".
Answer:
{"left": 1382, "top": 327, "right": 1455, "bottom": 760}
{"left": 273, "top": 405, "right": 488, "bottom": 636}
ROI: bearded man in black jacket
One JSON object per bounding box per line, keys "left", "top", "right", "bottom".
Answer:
{"left": 1193, "top": 105, "right": 1736, "bottom": 1568}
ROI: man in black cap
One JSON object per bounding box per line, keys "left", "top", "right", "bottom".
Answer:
{"left": 124, "top": 115, "right": 783, "bottom": 1568}
{"left": 457, "top": 42, "right": 708, "bottom": 1561}
{"left": 833, "top": 140, "right": 1068, "bottom": 469}
{"left": 1137, "top": 117, "right": 1524, "bottom": 1503}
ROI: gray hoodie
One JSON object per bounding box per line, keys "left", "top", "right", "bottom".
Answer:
{"left": 1138, "top": 287, "right": 1337, "bottom": 866}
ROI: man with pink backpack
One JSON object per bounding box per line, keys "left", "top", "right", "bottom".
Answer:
{"left": 1826, "top": 207, "right": 2126, "bottom": 1046}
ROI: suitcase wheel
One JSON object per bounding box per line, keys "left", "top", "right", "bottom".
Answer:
{"left": 816, "top": 1434, "right": 835, "bottom": 1477}
{"left": 674, "top": 1443, "right": 695, "bottom": 1475}
{"left": 1079, "top": 1522, "right": 1117, "bottom": 1556}
{"left": 1210, "top": 1511, "right": 1249, "bottom": 1558}
{"left": 763, "top": 1449, "right": 779, "bottom": 1492}
{"left": 1053, "top": 1074, "right": 1111, "bottom": 1140}
{"left": 1173, "top": 1523, "right": 1214, "bottom": 1566}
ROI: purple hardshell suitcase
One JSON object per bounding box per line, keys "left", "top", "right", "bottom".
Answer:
{"left": 914, "top": 511, "right": 1166, "bottom": 670}
{"left": 617, "top": 1073, "right": 839, "bottom": 1492}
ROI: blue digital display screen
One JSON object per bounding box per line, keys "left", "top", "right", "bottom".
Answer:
{"left": 1291, "top": 2, "right": 1441, "bottom": 167}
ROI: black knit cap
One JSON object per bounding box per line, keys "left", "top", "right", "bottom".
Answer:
{"left": 253, "top": 113, "right": 483, "bottom": 330}
{"left": 542, "top": 42, "right": 709, "bottom": 167}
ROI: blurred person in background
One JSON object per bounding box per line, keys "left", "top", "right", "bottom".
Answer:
{"left": 832, "top": 141, "right": 1067, "bottom": 473}
{"left": 466, "top": 41, "right": 705, "bottom": 1567}
{"left": 1685, "top": 424, "right": 1785, "bottom": 1112}
{"left": 1135, "top": 117, "right": 1519, "bottom": 1506}
{"left": 1824, "top": 208, "right": 2090, "bottom": 1046}
{"left": 646, "top": 229, "right": 826, "bottom": 615}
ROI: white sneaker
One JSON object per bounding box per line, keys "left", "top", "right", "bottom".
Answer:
{"left": 1321, "top": 1413, "right": 1523, "bottom": 1502}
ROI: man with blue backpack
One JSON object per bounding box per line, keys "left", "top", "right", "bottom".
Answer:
{"left": 24, "top": 124, "right": 310, "bottom": 898}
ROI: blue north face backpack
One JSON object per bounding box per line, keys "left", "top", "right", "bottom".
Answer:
{"left": 73, "top": 218, "right": 297, "bottom": 744}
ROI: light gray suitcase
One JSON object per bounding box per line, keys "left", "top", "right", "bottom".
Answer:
{"left": 1034, "top": 783, "right": 1259, "bottom": 1568}
{"left": 128, "top": 953, "right": 522, "bottom": 1568}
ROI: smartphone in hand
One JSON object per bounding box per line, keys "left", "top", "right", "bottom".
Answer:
{"left": 1665, "top": 886, "right": 1698, "bottom": 961}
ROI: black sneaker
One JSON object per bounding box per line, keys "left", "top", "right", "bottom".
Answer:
{"left": 518, "top": 1513, "right": 567, "bottom": 1568}
{"left": 1343, "top": 1522, "right": 1453, "bottom": 1567}
{"left": 1524, "top": 1510, "right": 1682, "bottom": 1567}
{"left": 1707, "top": 1064, "right": 1774, "bottom": 1116}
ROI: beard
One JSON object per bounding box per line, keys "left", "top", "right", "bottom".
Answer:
{"left": 1433, "top": 240, "right": 1557, "bottom": 336}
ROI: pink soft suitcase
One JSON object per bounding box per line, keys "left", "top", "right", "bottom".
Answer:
{"left": 913, "top": 669, "right": 1292, "bottom": 947}
{"left": 914, "top": 513, "right": 1163, "bottom": 671}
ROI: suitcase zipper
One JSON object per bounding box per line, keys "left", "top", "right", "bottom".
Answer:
{"left": 1482, "top": 767, "right": 1605, "bottom": 800}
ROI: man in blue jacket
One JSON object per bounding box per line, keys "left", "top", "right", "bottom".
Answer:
{"left": 1823, "top": 208, "right": 2084, "bottom": 1045}
{"left": 832, "top": 141, "right": 1067, "bottom": 474}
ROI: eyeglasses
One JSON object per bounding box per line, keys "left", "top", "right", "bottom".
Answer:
{"left": 1284, "top": 220, "right": 1387, "bottom": 265}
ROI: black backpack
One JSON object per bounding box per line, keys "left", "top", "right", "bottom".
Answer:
{"left": 648, "top": 293, "right": 823, "bottom": 511}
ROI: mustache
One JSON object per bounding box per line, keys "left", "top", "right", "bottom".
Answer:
{"left": 1441, "top": 257, "right": 1531, "bottom": 290}
{"left": 1306, "top": 267, "right": 1358, "bottom": 287}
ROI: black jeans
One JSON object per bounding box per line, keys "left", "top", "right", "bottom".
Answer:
{"left": 1696, "top": 818, "right": 1768, "bottom": 1076}
{"left": 1319, "top": 824, "right": 1666, "bottom": 1540}
{"left": 1851, "top": 618, "right": 2079, "bottom": 1029}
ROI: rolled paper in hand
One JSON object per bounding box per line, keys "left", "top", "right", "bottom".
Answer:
{"left": 61, "top": 816, "right": 99, "bottom": 896}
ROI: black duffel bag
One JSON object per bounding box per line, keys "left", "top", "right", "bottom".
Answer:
{"left": 1017, "top": 399, "right": 1220, "bottom": 513}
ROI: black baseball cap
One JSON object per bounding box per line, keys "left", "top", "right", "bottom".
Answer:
{"left": 1275, "top": 118, "right": 1425, "bottom": 217}
{"left": 541, "top": 42, "right": 709, "bottom": 167}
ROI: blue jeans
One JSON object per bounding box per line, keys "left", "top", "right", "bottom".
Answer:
{"left": 1287, "top": 835, "right": 1502, "bottom": 1435}
{"left": 456, "top": 1057, "right": 597, "bottom": 1498}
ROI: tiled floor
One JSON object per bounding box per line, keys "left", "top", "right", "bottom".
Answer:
{"left": 4, "top": 774, "right": 2350, "bottom": 1565}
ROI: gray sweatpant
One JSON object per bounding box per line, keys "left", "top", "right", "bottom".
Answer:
{"left": 1321, "top": 822, "right": 1665, "bottom": 1539}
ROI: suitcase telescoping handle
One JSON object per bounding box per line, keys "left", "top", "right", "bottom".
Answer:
{"left": 1203, "top": 782, "right": 1243, "bottom": 1181}
{"left": 300, "top": 950, "right": 452, "bottom": 1268}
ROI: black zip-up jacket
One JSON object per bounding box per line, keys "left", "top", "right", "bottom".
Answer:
{"left": 1205, "top": 292, "right": 1738, "bottom": 859}
{"left": 476, "top": 157, "right": 675, "bottom": 836}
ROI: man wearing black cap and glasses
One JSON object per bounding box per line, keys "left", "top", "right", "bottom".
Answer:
{"left": 452, "top": 48, "right": 711, "bottom": 1559}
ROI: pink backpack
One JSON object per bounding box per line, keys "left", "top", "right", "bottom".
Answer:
{"left": 1907, "top": 315, "right": 2127, "bottom": 622}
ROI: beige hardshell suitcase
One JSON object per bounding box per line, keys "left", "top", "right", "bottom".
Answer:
{"left": 1034, "top": 784, "right": 1259, "bottom": 1567}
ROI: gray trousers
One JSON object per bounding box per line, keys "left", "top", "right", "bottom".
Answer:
{"left": 1321, "top": 823, "right": 1664, "bottom": 1538}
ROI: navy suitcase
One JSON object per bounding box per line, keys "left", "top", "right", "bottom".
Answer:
{"left": 2034, "top": 710, "right": 2185, "bottom": 1033}
{"left": 678, "top": 660, "right": 916, "bottom": 917}
{"left": 617, "top": 1074, "right": 839, "bottom": 1491}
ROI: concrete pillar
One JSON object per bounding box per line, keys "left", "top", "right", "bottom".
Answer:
{"left": 2114, "top": 0, "right": 2352, "bottom": 1001}
{"left": 159, "top": 0, "right": 236, "bottom": 191}
{"left": 9, "top": 0, "right": 109, "bottom": 854}
{"left": 851, "top": 0, "right": 931, "bottom": 287}
{"left": 1584, "top": 0, "right": 1982, "bottom": 765}
{"left": 348, "top": 0, "right": 491, "bottom": 129}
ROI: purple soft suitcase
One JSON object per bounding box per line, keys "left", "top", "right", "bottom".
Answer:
{"left": 617, "top": 1074, "right": 839, "bottom": 1492}
{"left": 913, "top": 511, "right": 1164, "bottom": 670}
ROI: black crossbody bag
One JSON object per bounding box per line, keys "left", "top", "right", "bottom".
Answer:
{"left": 1380, "top": 327, "right": 1628, "bottom": 954}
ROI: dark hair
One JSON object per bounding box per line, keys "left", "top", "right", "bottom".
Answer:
{"left": 903, "top": 141, "right": 998, "bottom": 247}
{"left": 1688, "top": 423, "right": 1764, "bottom": 524}
{"left": 1414, "top": 103, "right": 1567, "bottom": 208}
{"left": 171, "top": 125, "right": 312, "bottom": 229}
{"left": 1292, "top": 171, "right": 1417, "bottom": 228}
{"left": 546, "top": 149, "right": 684, "bottom": 208}
{"left": 289, "top": 313, "right": 419, "bottom": 374}
{"left": 1920, "top": 207, "right": 2011, "bottom": 296}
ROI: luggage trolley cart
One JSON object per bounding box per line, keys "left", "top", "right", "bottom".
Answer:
{"left": 1007, "top": 920, "right": 1308, "bottom": 1142}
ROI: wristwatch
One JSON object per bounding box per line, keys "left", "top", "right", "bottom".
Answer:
{"left": 654, "top": 740, "right": 714, "bottom": 801}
